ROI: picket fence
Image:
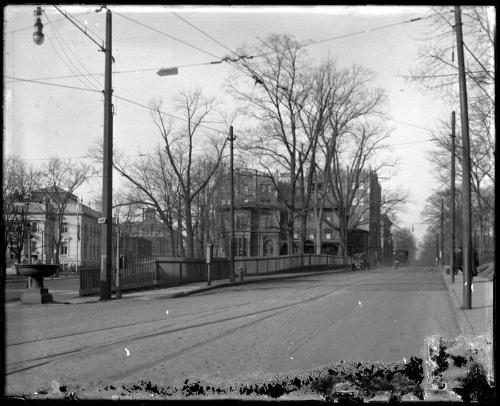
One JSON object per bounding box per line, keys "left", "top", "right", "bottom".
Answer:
{"left": 79, "top": 253, "right": 350, "bottom": 296}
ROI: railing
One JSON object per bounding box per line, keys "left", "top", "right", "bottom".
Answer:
{"left": 79, "top": 254, "right": 351, "bottom": 296}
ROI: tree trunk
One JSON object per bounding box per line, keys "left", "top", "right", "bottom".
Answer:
{"left": 315, "top": 206, "right": 323, "bottom": 254}
{"left": 299, "top": 212, "right": 306, "bottom": 254}
{"left": 184, "top": 199, "right": 194, "bottom": 258}
{"left": 177, "top": 201, "right": 184, "bottom": 257}
{"left": 287, "top": 210, "right": 294, "bottom": 255}
{"left": 169, "top": 227, "right": 175, "bottom": 256}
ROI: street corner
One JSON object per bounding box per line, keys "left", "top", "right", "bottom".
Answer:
{"left": 422, "top": 334, "right": 494, "bottom": 402}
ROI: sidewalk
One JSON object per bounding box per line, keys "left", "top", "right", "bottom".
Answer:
{"left": 6, "top": 267, "right": 350, "bottom": 307}
{"left": 440, "top": 267, "right": 493, "bottom": 337}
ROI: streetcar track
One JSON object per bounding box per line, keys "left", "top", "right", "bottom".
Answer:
{"left": 107, "top": 309, "right": 289, "bottom": 382}
{"left": 7, "top": 301, "right": 255, "bottom": 347}
{"left": 7, "top": 288, "right": 339, "bottom": 375}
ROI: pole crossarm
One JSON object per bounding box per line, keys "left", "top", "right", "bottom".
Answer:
{"left": 52, "top": 5, "right": 105, "bottom": 52}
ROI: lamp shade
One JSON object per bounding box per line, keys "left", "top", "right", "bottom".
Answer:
{"left": 33, "top": 19, "right": 44, "bottom": 45}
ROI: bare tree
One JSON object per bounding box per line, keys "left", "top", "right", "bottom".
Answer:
{"left": 404, "top": 6, "right": 495, "bottom": 245}
{"left": 415, "top": 228, "right": 440, "bottom": 267}
{"left": 427, "top": 112, "right": 494, "bottom": 258}
{"left": 3, "top": 157, "right": 40, "bottom": 262}
{"left": 229, "top": 34, "right": 327, "bottom": 254}
{"left": 150, "top": 89, "right": 227, "bottom": 257}
{"left": 308, "top": 60, "right": 390, "bottom": 262}
{"left": 323, "top": 122, "right": 392, "bottom": 264}
{"left": 112, "top": 148, "right": 183, "bottom": 257}
{"left": 37, "top": 158, "right": 93, "bottom": 264}
{"left": 380, "top": 189, "right": 411, "bottom": 223}
{"left": 404, "top": 6, "right": 494, "bottom": 104}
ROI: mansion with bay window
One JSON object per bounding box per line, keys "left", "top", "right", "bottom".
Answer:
{"left": 214, "top": 169, "right": 393, "bottom": 265}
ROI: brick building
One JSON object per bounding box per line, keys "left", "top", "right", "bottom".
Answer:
{"left": 215, "top": 168, "right": 385, "bottom": 260}
{"left": 215, "top": 169, "right": 282, "bottom": 257}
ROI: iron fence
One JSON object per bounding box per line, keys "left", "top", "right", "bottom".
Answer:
{"left": 79, "top": 253, "right": 351, "bottom": 296}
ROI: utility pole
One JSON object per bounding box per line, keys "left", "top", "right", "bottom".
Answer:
{"left": 76, "top": 199, "right": 80, "bottom": 274}
{"left": 229, "top": 126, "right": 235, "bottom": 283}
{"left": 116, "top": 217, "right": 121, "bottom": 299}
{"left": 454, "top": 6, "right": 472, "bottom": 309}
{"left": 100, "top": 8, "right": 113, "bottom": 301}
{"left": 440, "top": 198, "right": 444, "bottom": 269}
{"left": 450, "top": 111, "right": 456, "bottom": 283}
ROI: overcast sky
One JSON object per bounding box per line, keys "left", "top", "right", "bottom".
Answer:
{"left": 4, "top": 5, "right": 463, "bottom": 244}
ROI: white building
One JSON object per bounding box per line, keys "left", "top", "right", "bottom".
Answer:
{"left": 7, "top": 188, "right": 101, "bottom": 270}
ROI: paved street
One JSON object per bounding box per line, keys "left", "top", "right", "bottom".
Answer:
{"left": 5, "top": 265, "right": 461, "bottom": 396}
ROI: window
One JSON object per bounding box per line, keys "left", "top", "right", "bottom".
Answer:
{"left": 61, "top": 242, "right": 68, "bottom": 256}
{"left": 235, "top": 237, "right": 247, "bottom": 256}
{"left": 62, "top": 222, "right": 68, "bottom": 233}
{"left": 31, "top": 222, "right": 38, "bottom": 232}
{"left": 260, "top": 183, "right": 273, "bottom": 202}
{"left": 236, "top": 214, "right": 248, "bottom": 230}
{"left": 261, "top": 215, "right": 274, "bottom": 230}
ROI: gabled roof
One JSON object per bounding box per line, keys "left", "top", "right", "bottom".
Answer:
{"left": 31, "top": 186, "right": 78, "bottom": 202}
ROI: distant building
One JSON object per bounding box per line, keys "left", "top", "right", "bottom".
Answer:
{"left": 6, "top": 188, "right": 101, "bottom": 268}
{"left": 120, "top": 208, "right": 174, "bottom": 260}
{"left": 215, "top": 169, "right": 282, "bottom": 257}
{"left": 214, "top": 168, "right": 383, "bottom": 260}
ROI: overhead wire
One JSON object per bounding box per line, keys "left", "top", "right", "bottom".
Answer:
{"left": 6, "top": 10, "right": 444, "bottom": 142}
{"left": 301, "top": 16, "right": 431, "bottom": 50}
{"left": 4, "top": 75, "right": 101, "bottom": 93}
{"left": 170, "top": 10, "right": 239, "bottom": 56}
{"left": 5, "top": 10, "right": 95, "bottom": 34}
{"left": 113, "top": 94, "right": 228, "bottom": 136}
{"left": 433, "top": 7, "right": 494, "bottom": 80}
{"left": 113, "top": 10, "right": 223, "bottom": 60}
{"left": 3, "top": 60, "right": 221, "bottom": 84}
{"left": 3, "top": 73, "right": 230, "bottom": 134}
{"left": 43, "top": 10, "right": 102, "bottom": 91}
{"left": 64, "top": 9, "right": 104, "bottom": 45}
{"left": 6, "top": 12, "right": 435, "bottom": 84}
{"left": 52, "top": 5, "right": 105, "bottom": 51}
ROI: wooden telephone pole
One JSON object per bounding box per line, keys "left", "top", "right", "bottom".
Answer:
{"left": 100, "top": 8, "right": 114, "bottom": 300}
{"left": 229, "top": 126, "right": 235, "bottom": 283}
{"left": 450, "top": 111, "right": 456, "bottom": 284}
{"left": 454, "top": 6, "right": 472, "bottom": 309}
{"left": 440, "top": 198, "right": 444, "bottom": 269}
